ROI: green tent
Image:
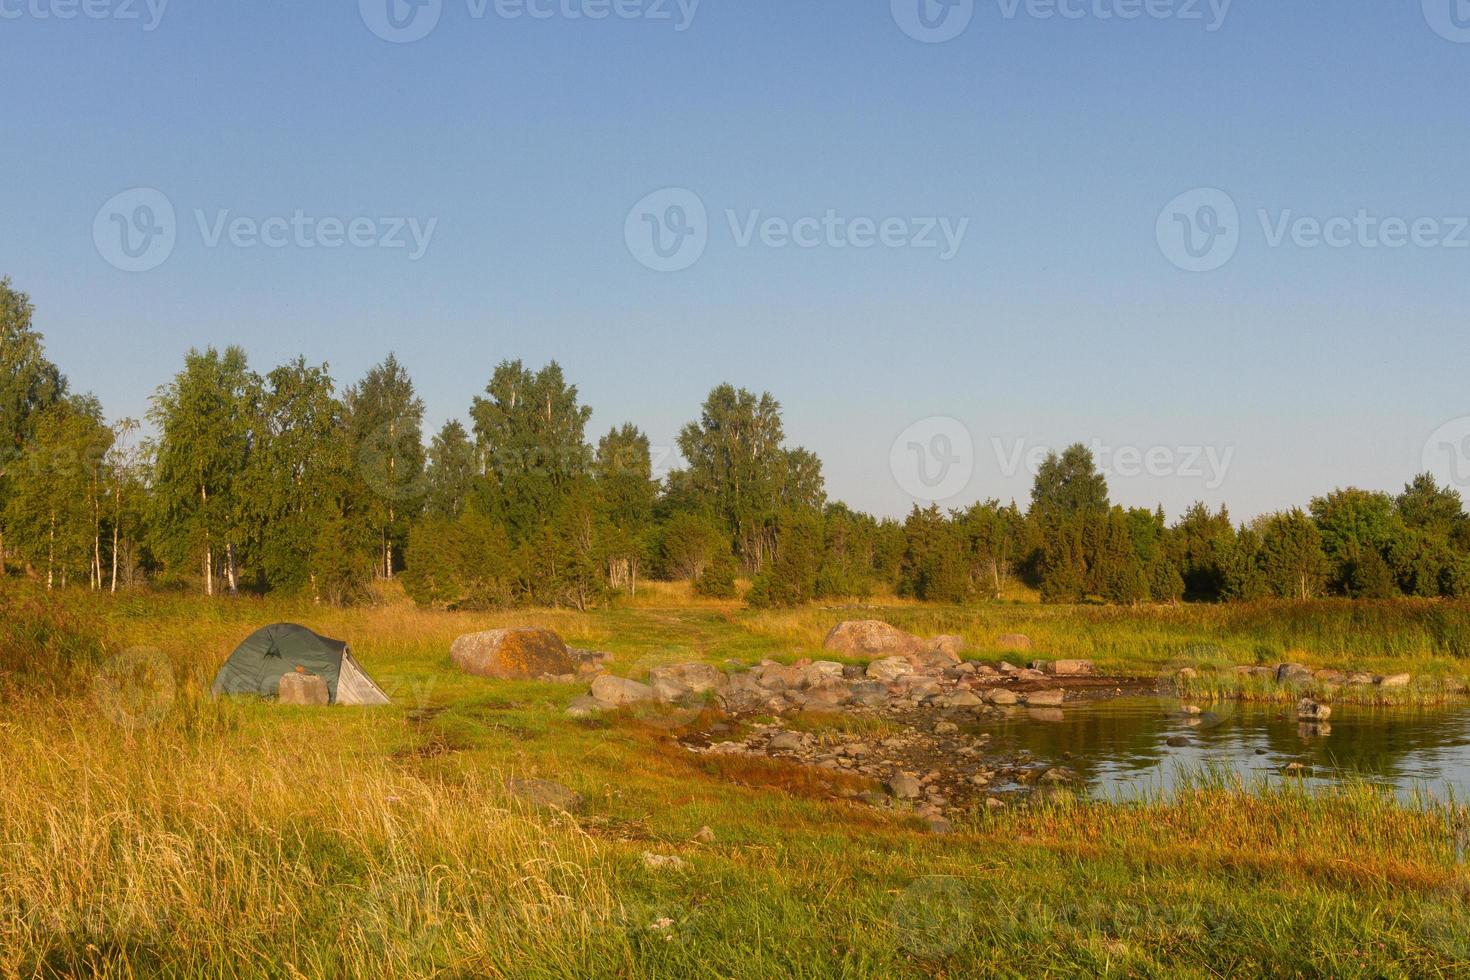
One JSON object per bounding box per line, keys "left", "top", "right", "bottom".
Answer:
{"left": 211, "top": 623, "right": 390, "bottom": 705}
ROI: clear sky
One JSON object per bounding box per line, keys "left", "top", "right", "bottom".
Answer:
{"left": 4, "top": 0, "right": 1470, "bottom": 520}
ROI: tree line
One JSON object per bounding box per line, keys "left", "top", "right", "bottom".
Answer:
{"left": 4, "top": 276, "right": 1469, "bottom": 608}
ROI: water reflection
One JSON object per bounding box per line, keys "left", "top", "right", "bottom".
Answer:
{"left": 973, "top": 696, "right": 1470, "bottom": 801}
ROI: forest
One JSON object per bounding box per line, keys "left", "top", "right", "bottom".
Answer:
{"left": 5, "top": 275, "right": 1469, "bottom": 611}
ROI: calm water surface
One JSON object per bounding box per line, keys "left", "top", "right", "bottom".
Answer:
{"left": 974, "top": 695, "right": 1470, "bottom": 801}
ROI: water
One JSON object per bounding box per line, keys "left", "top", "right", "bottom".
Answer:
{"left": 973, "top": 695, "right": 1470, "bottom": 802}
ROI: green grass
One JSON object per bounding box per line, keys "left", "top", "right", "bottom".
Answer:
{"left": 5, "top": 582, "right": 1470, "bottom": 976}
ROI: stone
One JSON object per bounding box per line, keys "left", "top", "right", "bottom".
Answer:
{"left": 1377, "top": 673, "right": 1412, "bottom": 689}
{"left": 887, "top": 773, "right": 923, "bottom": 799}
{"left": 451, "top": 628, "right": 575, "bottom": 681}
{"left": 1344, "top": 672, "right": 1375, "bottom": 686}
{"left": 1048, "top": 659, "right": 1095, "bottom": 676}
{"left": 944, "top": 691, "right": 984, "bottom": 708}
{"left": 589, "top": 675, "right": 654, "bottom": 706}
{"left": 642, "top": 853, "right": 685, "bottom": 871}
{"left": 823, "top": 621, "right": 925, "bottom": 659}
{"left": 564, "top": 695, "right": 608, "bottom": 717}
{"left": 930, "top": 635, "right": 966, "bottom": 658}
{"left": 648, "top": 662, "right": 727, "bottom": 703}
{"left": 692, "top": 826, "right": 715, "bottom": 843}
{"left": 934, "top": 720, "right": 959, "bottom": 735}
{"left": 277, "top": 671, "right": 329, "bottom": 706}
{"left": 1276, "top": 663, "right": 1313, "bottom": 685}
{"left": 983, "top": 688, "right": 1018, "bottom": 706}
{"left": 867, "top": 657, "right": 914, "bottom": 683}
{"left": 1039, "top": 767, "right": 1074, "bottom": 783}
{"left": 755, "top": 662, "right": 806, "bottom": 691}
{"left": 995, "top": 634, "right": 1032, "bottom": 652}
{"left": 1296, "top": 698, "right": 1332, "bottom": 721}
{"left": 906, "top": 649, "right": 960, "bottom": 672}
{"left": 984, "top": 797, "right": 1006, "bottom": 810}
{"left": 925, "top": 816, "right": 955, "bottom": 834}
{"left": 807, "top": 661, "right": 847, "bottom": 682}
{"left": 717, "top": 672, "right": 768, "bottom": 712}
{"left": 1022, "top": 689, "right": 1065, "bottom": 707}
{"left": 1314, "top": 669, "right": 1346, "bottom": 684}
{"left": 804, "top": 680, "right": 852, "bottom": 709}
{"left": 766, "top": 731, "right": 806, "bottom": 752}
{"left": 1165, "top": 735, "right": 1191, "bottom": 748}
{"left": 1015, "top": 669, "right": 1048, "bottom": 681}
{"left": 506, "top": 778, "right": 583, "bottom": 811}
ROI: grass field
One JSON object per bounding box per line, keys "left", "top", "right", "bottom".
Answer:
{"left": 3, "top": 583, "right": 1470, "bottom": 977}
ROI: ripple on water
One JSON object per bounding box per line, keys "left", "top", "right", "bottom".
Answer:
{"left": 971, "top": 695, "right": 1470, "bottom": 802}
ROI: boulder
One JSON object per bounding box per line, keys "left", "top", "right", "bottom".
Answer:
{"left": 1023, "top": 689, "right": 1065, "bottom": 707}
{"left": 649, "top": 662, "right": 727, "bottom": 703}
{"left": 589, "top": 675, "right": 654, "bottom": 706}
{"left": 451, "top": 628, "right": 575, "bottom": 681}
{"left": 906, "top": 649, "right": 961, "bottom": 673}
{"left": 564, "top": 695, "right": 608, "bottom": 717}
{"left": 823, "top": 620, "right": 925, "bottom": 659}
{"left": 995, "top": 634, "right": 1032, "bottom": 652}
{"left": 1276, "top": 663, "right": 1313, "bottom": 685}
{"left": 866, "top": 657, "right": 913, "bottom": 684}
{"left": 1297, "top": 698, "right": 1332, "bottom": 721}
{"left": 717, "top": 672, "right": 769, "bottom": 713}
{"left": 982, "top": 688, "right": 1018, "bottom": 706}
{"left": 1377, "top": 673, "right": 1412, "bottom": 689}
{"left": 930, "top": 635, "right": 966, "bottom": 657}
{"left": 755, "top": 662, "right": 806, "bottom": 691}
{"left": 767, "top": 731, "right": 806, "bottom": 752}
{"left": 278, "top": 671, "right": 329, "bottom": 706}
{"left": 887, "top": 773, "right": 923, "bottom": 799}
{"left": 1048, "top": 659, "right": 1094, "bottom": 676}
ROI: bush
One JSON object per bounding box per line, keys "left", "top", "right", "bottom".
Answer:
{"left": 694, "top": 555, "right": 738, "bottom": 599}
{"left": 401, "top": 509, "right": 514, "bottom": 610}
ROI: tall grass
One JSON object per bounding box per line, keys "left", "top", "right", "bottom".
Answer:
{"left": 5, "top": 584, "right": 1470, "bottom": 974}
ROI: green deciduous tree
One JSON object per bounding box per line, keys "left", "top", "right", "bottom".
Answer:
{"left": 1258, "top": 509, "right": 1330, "bottom": 600}
{"left": 423, "top": 420, "right": 478, "bottom": 520}
{"left": 0, "top": 278, "right": 68, "bottom": 572}
{"left": 345, "top": 354, "right": 425, "bottom": 579}
{"left": 149, "top": 347, "right": 257, "bottom": 596}
{"left": 674, "top": 384, "right": 824, "bottom": 572}
{"left": 3, "top": 397, "right": 111, "bottom": 589}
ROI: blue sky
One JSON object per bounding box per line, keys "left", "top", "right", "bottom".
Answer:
{"left": 4, "top": 0, "right": 1470, "bottom": 519}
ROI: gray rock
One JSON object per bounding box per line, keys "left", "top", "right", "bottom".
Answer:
{"left": 887, "top": 773, "right": 923, "bottom": 799}
{"left": 1049, "top": 659, "right": 1095, "bottom": 676}
{"left": 1165, "top": 735, "right": 1190, "bottom": 747}
{"left": 983, "top": 688, "right": 1018, "bottom": 706}
{"left": 589, "top": 675, "right": 654, "bottom": 706}
{"left": 934, "top": 720, "right": 959, "bottom": 735}
{"left": 564, "top": 695, "right": 609, "bottom": 717}
{"left": 648, "top": 662, "right": 727, "bottom": 702}
{"left": 1022, "top": 689, "right": 1065, "bottom": 706}
{"left": 866, "top": 657, "right": 913, "bottom": 684}
{"left": 1296, "top": 698, "right": 1332, "bottom": 721}
{"left": 1377, "top": 673, "right": 1411, "bottom": 689}
{"left": 930, "top": 635, "right": 966, "bottom": 657}
{"left": 1276, "top": 663, "right": 1313, "bottom": 685}
{"left": 766, "top": 731, "right": 806, "bottom": 752}
{"left": 944, "top": 691, "right": 984, "bottom": 708}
